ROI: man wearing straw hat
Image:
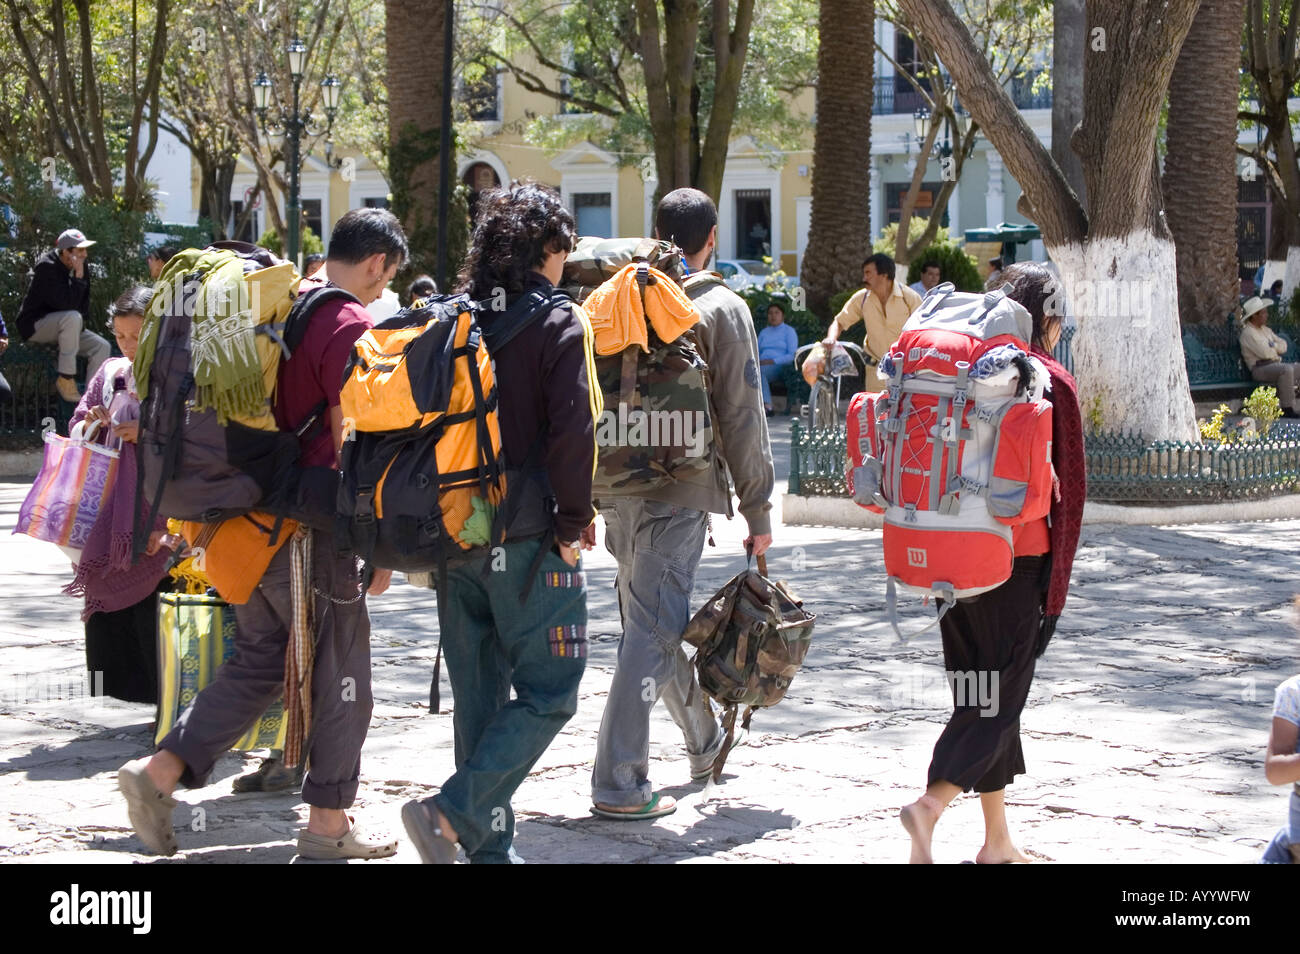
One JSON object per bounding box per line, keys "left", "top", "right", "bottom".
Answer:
{"left": 1240, "top": 295, "right": 1300, "bottom": 419}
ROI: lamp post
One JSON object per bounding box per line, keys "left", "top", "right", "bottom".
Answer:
{"left": 253, "top": 38, "right": 342, "bottom": 268}
{"left": 915, "top": 104, "right": 970, "bottom": 229}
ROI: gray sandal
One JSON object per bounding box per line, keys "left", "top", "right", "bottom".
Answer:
{"left": 118, "top": 760, "right": 179, "bottom": 856}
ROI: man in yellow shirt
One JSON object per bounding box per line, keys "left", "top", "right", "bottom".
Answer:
{"left": 1240, "top": 295, "right": 1300, "bottom": 418}
{"left": 822, "top": 253, "right": 922, "bottom": 392}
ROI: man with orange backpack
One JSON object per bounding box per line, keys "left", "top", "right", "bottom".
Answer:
{"left": 117, "top": 209, "right": 408, "bottom": 860}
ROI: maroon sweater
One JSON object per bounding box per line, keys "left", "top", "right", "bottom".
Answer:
{"left": 1032, "top": 348, "right": 1086, "bottom": 618}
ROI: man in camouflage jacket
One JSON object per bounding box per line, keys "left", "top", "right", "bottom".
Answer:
{"left": 591, "top": 188, "right": 775, "bottom": 819}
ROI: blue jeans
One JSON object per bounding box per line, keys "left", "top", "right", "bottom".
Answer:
{"left": 760, "top": 362, "right": 790, "bottom": 408}
{"left": 591, "top": 497, "right": 723, "bottom": 807}
{"left": 1261, "top": 788, "right": 1300, "bottom": 863}
{"left": 428, "top": 536, "right": 588, "bottom": 864}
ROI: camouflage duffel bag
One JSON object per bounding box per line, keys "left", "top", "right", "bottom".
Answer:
{"left": 683, "top": 555, "right": 816, "bottom": 781}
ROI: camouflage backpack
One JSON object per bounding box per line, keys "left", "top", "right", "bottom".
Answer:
{"left": 562, "top": 236, "right": 715, "bottom": 497}
{"left": 682, "top": 555, "right": 816, "bottom": 781}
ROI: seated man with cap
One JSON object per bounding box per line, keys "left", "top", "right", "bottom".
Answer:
{"left": 1240, "top": 295, "right": 1300, "bottom": 419}
{"left": 15, "top": 228, "right": 111, "bottom": 402}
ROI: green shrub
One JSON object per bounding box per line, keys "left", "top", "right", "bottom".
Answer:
{"left": 906, "top": 241, "right": 983, "bottom": 292}
{"left": 871, "top": 220, "right": 982, "bottom": 293}
{"left": 256, "top": 225, "right": 325, "bottom": 258}
{"left": 0, "top": 160, "right": 152, "bottom": 338}
{"left": 873, "top": 218, "right": 946, "bottom": 256}
{"left": 1242, "top": 385, "right": 1282, "bottom": 438}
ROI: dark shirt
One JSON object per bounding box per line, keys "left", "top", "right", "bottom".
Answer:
{"left": 16, "top": 248, "right": 90, "bottom": 340}
{"left": 486, "top": 271, "right": 598, "bottom": 542}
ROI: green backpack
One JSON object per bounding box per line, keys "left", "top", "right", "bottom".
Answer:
{"left": 682, "top": 555, "right": 817, "bottom": 781}
{"left": 562, "top": 236, "right": 715, "bottom": 497}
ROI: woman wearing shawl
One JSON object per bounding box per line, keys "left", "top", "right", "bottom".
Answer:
{"left": 899, "top": 262, "right": 1086, "bottom": 864}
{"left": 66, "top": 286, "right": 180, "bottom": 704}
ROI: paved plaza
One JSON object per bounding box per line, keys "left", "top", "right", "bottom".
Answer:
{"left": 0, "top": 419, "right": 1295, "bottom": 864}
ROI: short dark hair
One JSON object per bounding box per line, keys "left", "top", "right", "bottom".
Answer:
{"left": 654, "top": 188, "right": 717, "bottom": 256}
{"left": 407, "top": 274, "right": 437, "bottom": 301}
{"left": 304, "top": 253, "right": 326, "bottom": 271}
{"left": 327, "top": 207, "right": 408, "bottom": 269}
{"left": 107, "top": 284, "right": 152, "bottom": 328}
{"left": 456, "top": 180, "right": 576, "bottom": 300}
{"left": 998, "top": 261, "right": 1062, "bottom": 350}
{"left": 864, "top": 252, "right": 896, "bottom": 281}
{"left": 149, "top": 245, "right": 176, "bottom": 264}
{"left": 921, "top": 260, "right": 941, "bottom": 274}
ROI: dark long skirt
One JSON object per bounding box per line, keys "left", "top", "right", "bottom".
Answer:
{"left": 927, "top": 554, "right": 1045, "bottom": 793}
{"left": 85, "top": 585, "right": 162, "bottom": 705}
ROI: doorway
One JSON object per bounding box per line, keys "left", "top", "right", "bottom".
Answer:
{"left": 734, "top": 189, "right": 772, "bottom": 260}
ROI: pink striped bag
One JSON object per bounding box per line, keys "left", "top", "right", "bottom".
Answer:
{"left": 14, "top": 421, "right": 121, "bottom": 563}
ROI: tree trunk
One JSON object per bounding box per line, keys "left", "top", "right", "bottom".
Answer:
{"left": 387, "top": 0, "right": 447, "bottom": 278}
{"left": 1163, "top": 0, "right": 1245, "bottom": 326}
{"left": 900, "top": 0, "right": 1200, "bottom": 441}
{"left": 695, "top": 0, "right": 756, "bottom": 201}
{"left": 801, "top": 0, "right": 874, "bottom": 319}
{"left": 1051, "top": 0, "right": 1087, "bottom": 205}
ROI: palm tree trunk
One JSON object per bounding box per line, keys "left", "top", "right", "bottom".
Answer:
{"left": 801, "top": 0, "right": 875, "bottom": 320}
{"left": 1163, "top": 0, "right": 1245, "bottom": 325}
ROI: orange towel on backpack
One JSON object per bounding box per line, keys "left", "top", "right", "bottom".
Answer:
{"left": 584, "top": 263, "right": 700, "bottom": 356}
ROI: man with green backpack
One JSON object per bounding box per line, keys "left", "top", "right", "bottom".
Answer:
{"left": 591, "top": 188, "right": 775, "bottom": 820}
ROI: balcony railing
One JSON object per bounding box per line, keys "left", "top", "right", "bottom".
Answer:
{"left": 873, "top": 68, "right": 1051, "bottom": 115}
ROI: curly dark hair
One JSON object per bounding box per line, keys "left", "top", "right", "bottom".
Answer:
{"left": 456, "top": 181, "right": 576, "bottom": 300}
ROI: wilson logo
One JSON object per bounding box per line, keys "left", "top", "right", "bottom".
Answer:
{"left": 906, "top": 547, "right": 927, "bottom": 567}
{"left": 908, "top": 346, "right": 953, "bottom": 363}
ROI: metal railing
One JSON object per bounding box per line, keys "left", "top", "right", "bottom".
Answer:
{"left": 790, "top": 419, "right": 1300, "bottom": 502}
{"left": 873, "top": 68, "right": 1051, "bottom": 115}
{"left": 0, "top": 343, "right": 76, "bottom": 448}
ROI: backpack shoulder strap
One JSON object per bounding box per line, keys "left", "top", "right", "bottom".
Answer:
{"left": 480, "top": 289, "right": 568, "bottom": 353}
{"left": 281, "top": 285, "right": 362, "bottom": 358}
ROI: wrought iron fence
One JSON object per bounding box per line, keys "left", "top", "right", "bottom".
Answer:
{"left": 0, "top": 343, "right": 75, "bottom": 448}
{"left": 790, "top": 416, "right": 1300, "bottom": 502}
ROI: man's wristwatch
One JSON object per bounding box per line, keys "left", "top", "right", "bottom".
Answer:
{"left": 559, "top": 539, "right": 581, "bottom": 552}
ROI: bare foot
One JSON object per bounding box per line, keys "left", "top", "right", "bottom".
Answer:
{"left": 975, "top": 842, "right": 1032, "bottom": 864}
{"left": 900, "top": 795, "right": 943, "bottom": 864}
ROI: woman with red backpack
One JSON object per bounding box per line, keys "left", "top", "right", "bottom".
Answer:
{"left": 899, "top": 261, "right": 1086, "bottom": 863}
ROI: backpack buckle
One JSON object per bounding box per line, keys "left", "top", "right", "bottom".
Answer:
{"left": 355, "top": 486, "right": 375, "bottom": 522}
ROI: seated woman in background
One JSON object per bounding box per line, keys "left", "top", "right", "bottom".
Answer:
{"left": 66, "top": 286, "right": 180, "bottom": 704}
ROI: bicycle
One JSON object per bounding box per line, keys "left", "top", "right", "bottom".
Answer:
{"left": 793, "top": 341, "right": 871, "bottom": 433}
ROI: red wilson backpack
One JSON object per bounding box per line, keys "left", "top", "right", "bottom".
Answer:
{"left": 846, "top": 283, "right": 1055, "bottom": 639}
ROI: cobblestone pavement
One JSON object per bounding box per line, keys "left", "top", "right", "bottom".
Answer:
{"left": 0, "top": 419, "right": 1295, "bottom": 864}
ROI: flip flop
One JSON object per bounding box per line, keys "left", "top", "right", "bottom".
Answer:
{"left": 118, "top": 759, "right": 179, "bottom": 857}
{"left": 591, "top": 792, "right": 678, "bottom": 821}
{"left": 297, "top": 815, "right": 398, "bottom": 860}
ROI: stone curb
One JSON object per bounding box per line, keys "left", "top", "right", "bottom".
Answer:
{"left": 781, "top": 491, "right": 1300, "bottom": 529}
{"left": 0, "top": 449, "right": 43, "bottom": 481}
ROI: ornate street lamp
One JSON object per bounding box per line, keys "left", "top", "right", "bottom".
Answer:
{"left": 252, "top": 37, "right": 342, "bottom": 267}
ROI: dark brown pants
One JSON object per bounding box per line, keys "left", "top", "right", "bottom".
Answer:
{"left": 159, "top": 531, "right": 374, "bottom": 809}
